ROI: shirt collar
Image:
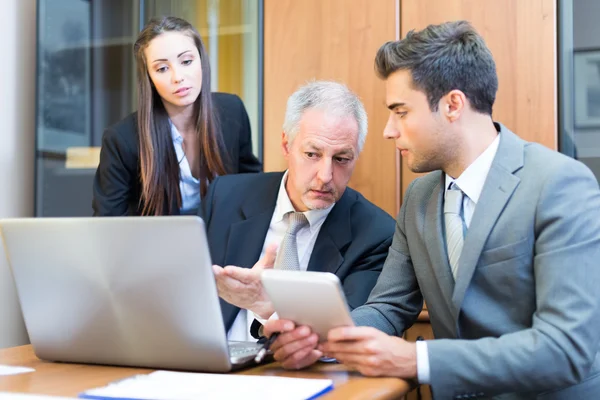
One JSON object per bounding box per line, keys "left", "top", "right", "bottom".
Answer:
{"left": 445, "top": 131, "right": 501, "bottom": 204}
{"left": 273, "top": 171, "right": 334, "bottom": 231}
{"left": 170, "top": 121, "right": 183, "bottom": 144}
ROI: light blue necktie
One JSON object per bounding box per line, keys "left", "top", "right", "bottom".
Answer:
{"left": 274, "top": 212, "right": 309, "bottom": 271}
{"left": 444, "top": 183, "right": 465, "bottom": 280}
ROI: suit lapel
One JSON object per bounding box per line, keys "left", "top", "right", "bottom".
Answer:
{"left": 424, "top": 172, "right": 456, "bottom": 314}
{"left": 224, "top": 211, "right": 273, "bottom": 268}
{"left": 451, "top": 125, "right": 524, "bottom": 314}
{"left": 307, "top": 189, "right": 354, "bottom": 274}
{"left": 221, "top": 173, "right": 282, "bottom": 329}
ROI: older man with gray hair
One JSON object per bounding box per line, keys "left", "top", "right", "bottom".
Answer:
{"left": 201, "top": 80, "right": 394, "bottom": 342}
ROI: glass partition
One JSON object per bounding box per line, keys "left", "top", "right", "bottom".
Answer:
{"left": 558, "top": 0, "right": 600, "bottom": 182}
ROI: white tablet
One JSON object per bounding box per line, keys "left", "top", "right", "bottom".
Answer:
{"left": 260, "top": 270, "right": 355, "bottom": 341}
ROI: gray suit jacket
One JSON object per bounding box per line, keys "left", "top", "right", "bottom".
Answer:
{"left": 352, "top": 124, "right": 600, "bottom": 399}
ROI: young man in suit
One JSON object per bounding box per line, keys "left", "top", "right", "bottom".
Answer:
{"left": 265, "top": 21, "right": 600, "bottom": 399}
{"left": 201, "top": 81, "right": 395, "bottom": 341}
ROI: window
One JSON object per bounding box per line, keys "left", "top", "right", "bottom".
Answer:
{"left": 558, "top": 0, "right": 600, "bottom": 182}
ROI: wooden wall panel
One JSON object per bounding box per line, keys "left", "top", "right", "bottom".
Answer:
{"left": 263, "top": 0, "right": 399, "bottom": 216}
{"left": 399, "top": 0, "right": 558, "bottom": 199}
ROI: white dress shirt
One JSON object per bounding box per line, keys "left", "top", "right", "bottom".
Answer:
{"left": 416, "top": 134, "right": 500, "bottom": 384}
{"left": 227, "top": 171, "right": 334, "bottom": 341}
{"left": 171, "top": 123, "right": 201, "bottom": 214}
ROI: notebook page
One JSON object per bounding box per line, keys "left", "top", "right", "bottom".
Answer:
{"left": 80, "top": 370, "right": 334, "bottom": 400}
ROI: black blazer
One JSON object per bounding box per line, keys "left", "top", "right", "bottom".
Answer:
{"left": 200, "top": 172, "right": 395, "bottom": 334}
{"left": 92, "top": 92, "right": 262, "bottom": 216}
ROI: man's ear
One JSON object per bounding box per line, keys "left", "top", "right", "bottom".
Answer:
{"left": 281, "top": 132, "right": 290, "bottom": 157}
{"left": 441, "top": 89, "right": 466, "bottom": 122}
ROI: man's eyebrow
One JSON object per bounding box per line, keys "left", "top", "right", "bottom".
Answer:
{"left": 151, "top": 50, "right": 192, "bottom": 64}
{"left": 303, "top": 142, "right": 356, "bottom": 156}
{"left": 304, "top": 142, "right": 323, "bottom": 151}
{"left": 335, "top": 148, "right": 356, "bottom": 156}
{"left": 387, "top": 102, "right": 406, "bottom": 111}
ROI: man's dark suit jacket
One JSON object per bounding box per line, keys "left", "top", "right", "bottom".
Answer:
{"left": 200, "top": 171, "right": 395, "bottom": 335}
{"left": 93, "top": 92, "right": 262, "bottom": 216}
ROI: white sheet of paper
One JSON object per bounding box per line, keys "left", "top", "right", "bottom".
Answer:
{"left": 81, "top": 370, "right": 334, "bottom": 400}
{"left": 0, "top": 365, "right": 35, "bottom": 376}
{"left": 0, "top": 393, "right": 76, "bottom": 399}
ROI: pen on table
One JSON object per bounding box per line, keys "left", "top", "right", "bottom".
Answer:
{"left": 254, "top": 332, "right": 280, "bottom": 363}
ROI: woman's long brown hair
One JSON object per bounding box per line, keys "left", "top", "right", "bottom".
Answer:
{"left": 134, "top": 16, "right": 227, "bottom": 215}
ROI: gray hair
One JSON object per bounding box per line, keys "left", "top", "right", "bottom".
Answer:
{"left": 375, "top": 20, "right": 497, "bottom": 115}
{"left": 282, "top": 81, "right": 367, "bottom": 152}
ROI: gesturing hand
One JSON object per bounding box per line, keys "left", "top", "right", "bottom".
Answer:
{"left": 212, "top": 243, "right": 278, "bottom": 319}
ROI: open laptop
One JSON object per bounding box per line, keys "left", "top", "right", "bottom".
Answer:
{"left": 0, "top": 216, "right": 263, "bottom": 372}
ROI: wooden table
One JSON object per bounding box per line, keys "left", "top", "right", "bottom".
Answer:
{"left": 0, "top": 345, "right": 411, "bottom": 399}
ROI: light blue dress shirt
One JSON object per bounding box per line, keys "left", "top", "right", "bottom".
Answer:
{"left": 170, "top": 123, "right": 201, "bottom": 214}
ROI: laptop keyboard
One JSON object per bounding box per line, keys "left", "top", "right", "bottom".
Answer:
{"left": 228, "top": 341, "right": 261, "bottom": 359}
{"left": 230, "top": 346, "right": 260, "bottom": 358}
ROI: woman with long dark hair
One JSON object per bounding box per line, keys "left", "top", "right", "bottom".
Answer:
{"left": 93, "top": 16, "right": 261, "bottom": 216}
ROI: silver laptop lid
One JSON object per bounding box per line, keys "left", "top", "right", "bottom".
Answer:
{"left": 0, "top": 216, "right": 235, "bottom": 372}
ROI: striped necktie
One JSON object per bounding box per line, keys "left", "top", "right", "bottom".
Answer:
{"left": 274, "top": 212, "right": 309, "bottom": 271}
{"left": 444, "top": 183, "right": 465, "bottom": 279}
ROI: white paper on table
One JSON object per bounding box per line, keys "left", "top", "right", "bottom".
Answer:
{"left": 80, "top": 370, "right": 334, "bottom": 400}
{"left": 0, "top": 365, "right": 35, "bottom": 376}
{"left": 0, "top": 393, "right": 76, "bottom": 399}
